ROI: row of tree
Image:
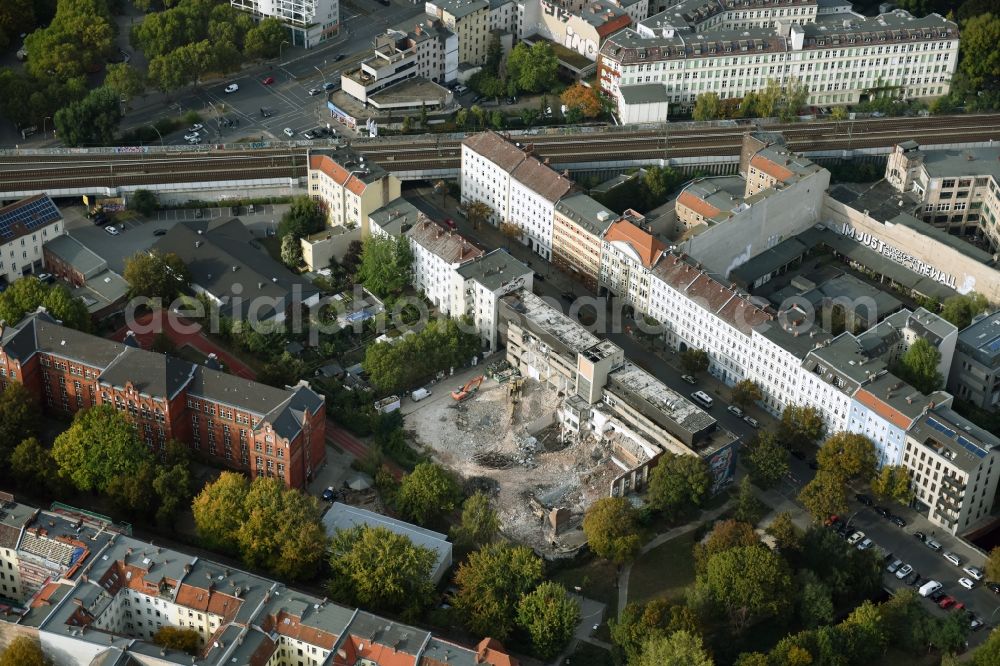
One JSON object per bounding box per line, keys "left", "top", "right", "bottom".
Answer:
{"left": 692, "top": 78, "right": 810, "bottom": 122}
{"left": 0, "top": 274, "right": 91, "bottom": 331}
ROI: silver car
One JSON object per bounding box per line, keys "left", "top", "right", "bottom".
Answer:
{"left": 895, "top": 564, "right": 913, "bottom": 579}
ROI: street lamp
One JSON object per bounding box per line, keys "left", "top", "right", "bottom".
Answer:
{"left": 315, "top": 65, "right": 326, "bottom": 88}
{"left": 147, "top": 124, "right": 164, "bottom": 146}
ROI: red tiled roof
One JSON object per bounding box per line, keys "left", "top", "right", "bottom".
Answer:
{"left": 477, "top": 638, "right": 520, "bottom": 666}
{"left": 310, "top": 155, "right": 368, "bottom": 195}
{"left": 677, "top": 190, "right": 722, "bottom": 220}
{"left": 597, "top": 14, "right": 632, "bottom": 38}
{"left": 261, "top": 610, "right": 338, "bottom": 650}
{"left": 853, "top": 389, "right": 914, "bottom": 430}
{"left": 336, "top": 635, "right": 418, "bottom": 666}
{"left": 749, "top": 153, "right": 794, "bottom": 182}
{"left": 604, "top": 220, "right": 666, "bottom": 268}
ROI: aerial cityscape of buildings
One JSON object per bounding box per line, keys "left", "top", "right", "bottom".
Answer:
{"left": 2, "top": 0, "right": 1000, "bottom": 662}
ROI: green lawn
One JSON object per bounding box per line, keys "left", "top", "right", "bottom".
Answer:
{"left": 550, "top": 556, "right": 620, "bottom": 616}
{"left": 567, "top": 641, "right": 615, "bottom": 666}
{"left": 628, "top": 530, "right": 698, "bottom": 606}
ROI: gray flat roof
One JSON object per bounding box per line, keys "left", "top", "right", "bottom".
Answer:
{"left": 456, "top": 248, "right": 532, "bottom": 291}
{"left": 957, "top": 310, "right": 1000, "bottom": 366}
{"left": 555, "top": 193, "right": 616, "bottom": 237}
{"left": 618, "top": 83, "right": 669, "bottom": 105}
{"left": 916, "top": 145, "right": 1000, "bottom": 180}
{"left": 44, "top": 234, "right": 106, "bottom": 278}
{"left": 908, "top": 406, "right": 1000, "bottom": 473}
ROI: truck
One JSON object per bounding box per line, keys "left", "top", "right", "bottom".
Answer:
{"left": 411, "top": 387, "right": 431, "bottom": 402}
{"left": 374, "top": 395, "right": 401, "bottom": 414}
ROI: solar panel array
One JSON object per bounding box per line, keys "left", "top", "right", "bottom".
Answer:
{"left": 985, "top": 334, "right": 1000, "bottom": 354}
{"left": 0, "top": 195, "right": 61, "bottom": 243}
{"left": 926, "top": 416, "right": 955, "bottom": 438}
{"left": 925, "top": 416, "right": 988, "bottom": 459}
{"left": 957, "top": 435, "right": 988, "bottom": 459}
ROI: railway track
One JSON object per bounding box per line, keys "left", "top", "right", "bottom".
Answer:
{"left": 0, "top": 114, "right": 996, "bottom": 192}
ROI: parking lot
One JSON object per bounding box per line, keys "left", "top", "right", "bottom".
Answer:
{"left": 832, "top": 495, "right": 999, "bottom": 639}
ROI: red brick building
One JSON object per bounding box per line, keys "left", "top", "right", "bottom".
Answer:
{"left": 0, "top": 310, "right": 326, "bottom": 489}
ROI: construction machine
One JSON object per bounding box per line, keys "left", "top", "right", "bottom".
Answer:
{"left": 451, "top": 375, "right": 484, "bottom": 402}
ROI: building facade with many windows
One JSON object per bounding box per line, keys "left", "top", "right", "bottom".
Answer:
{"left": 230, "top": 0, "right": 339, "bottom": 48}
{"left": 0, "top": 194, "right": 64, "bottom": 286}
{"left": 0, "top": 311, "right": 326, "bottom": 489}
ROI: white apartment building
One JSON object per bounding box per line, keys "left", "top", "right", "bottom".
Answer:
{"left": 600, "top": 219, "right": 666, "bottom": 314}
{"left": 902, "top": 407, "right": 1000, "bottom": 536}
{"left": 231, "top": 0, "right": 338, "bottom": 48}
{"left": 599, "top": 6, "right": 959, "bottom": 121}
{"left": 456, "top": 249, "right": 534, "bottom": 351}
{"left": 461, "top": 131, "right": 573, "bottom": 261}
{"left": 307, "top": 148, "right": 401, "bottom": 233}
{"left": 0, "top": 194, "right": 64, "bottom": 286}
{"left": 886, "top": 141, "right": 1000, "bottom": 251}
{"left": 406, "top": 216, "right": 485, "bottom": 314}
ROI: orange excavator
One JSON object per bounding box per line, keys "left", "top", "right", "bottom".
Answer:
{"left": 451, "top": 375, "right": 484, "bottom": 402}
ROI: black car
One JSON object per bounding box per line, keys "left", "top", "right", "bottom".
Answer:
{"left": 321, "top": 487, "right": 336, "bottom": 502}
{"left": 911, "top": 574, "right": 924, "bottom": 587}
{"left": 988, "top": 582, "right": 1000, "bottom": 595}
{"left": 929, "top": 590, "right": 946, "bottom": 602}
{"left": 836, "top": 523, "right": 852, "bottom": 537}
{"left": 335, "top": 53, "right": 346, "bottom": 61}
{"left": 855, "top": 493, "right": 873, "bottom": 506}
{"left": 890, "top": 515, "right": 907, "bottom": 528}
{"left": 874, "top": 505, "right": 892, "bottom": 519}
{"left": 914, "top": 531, "right": 926, "bottom": 541}
{"left": 153, "top": 229, "right": 167, "bottom": 236}
{"left": 904, "top": 571, "right": 920, "bottom": 585}
{"left": 323, "top": 82, "right": 337, "bottom": 91}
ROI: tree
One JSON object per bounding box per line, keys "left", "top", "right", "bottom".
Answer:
{"left": 506, "top": 42, "right": 558, "bottom": 93}
{"left": 647, "top": 453, "right": 711, "bottom": 520}
{"left": 611, "top": 600, "right": 699, "bottom": 665}
{"left": 396, "top": 462, "right": 460, "bottom": 526}
{"left": 104, "top": 63, "right": 145, "bottom": 105}
{"left": 356, "top": 234, "right": 413, "bottom": 299}
{"left": 893, "top": 338, "right": 943, "bottom": 394}
{"left": 0, "top": 0, "right": 36, "bottom": 52}
{"left": 560, "top": 83, "right": 603, "bottom": 119}
{"left": 636, "top": 631, "right": 713, "bottom": 666}
{"left": 693, "top": 519, "right": 758, "bottom": 574}
{"left": 0, "top": 276, "right": 89, "bottom": 331}
{"left": 777, "top": 404, "right": 827, "bottom": 453}
{"left": 453, "top": 541, "right": 544, "bottom": 640}
{"left": 734, "top": 477, "right": 764, "bottom": 525}
{"left": 278, "top": 195, "right": 326, "bottom": 239}
{"left": 517, "top": 581, "right": 581, "bottom": 660}
{"left": 959, "top": 13, "right": 1000, "bottom": 91}
{"left": 281, "top": 233, "right": 302, "bottom": 268}
{"left": 52, "top": 405, "right": 153, "bottom": 494}
{"left": 450, "top": 491, "right": 500, "bottom": 548}
{"left": 328, "top": 524, "right": 436, "bottom": 616}
{"left": 0, "top": 636, "right": 50, "bottom": 666}
{"left": 235, "top": 477, "right": 328, "bottom": 581}
{"left": 464, "top": 200, "right": 493, "bottom": 230}
{"left": 192, "top": 472, "right": 250, "bottom": 554}
{"left": 152, "top": 461, "right": 194, "bottom": 529}
{"left": 489, "top": 110, "right": 505, "bottom": 129}
{"left": 973, "top": 625, "right": 1000, "bottom": 666}
{"left": 454, "top": 108, "right": 468, "bottom": 128}
{"left": 0, "top": 382, "right": 40, "bottom": 462}
{"left": 986, "top": 546, "right": 1000, "bottom": 583}
{"left": 582, "top": 496, "right": 642, "bottom": 564}
{"left": 699, "top": 545, "right": 793, "bottom": 628}
{"left": 940, "top": 292, "right": 990, "bottom": 330}
{"left": 757, "top": 79, "right": 783, "bottom": 118}
{"left": 798, "top": 470, "right": 849, "bottom": 522}
{"left": 53, "top": 86, "right": 121, "bottom": 147}
{"left": 470, "top": 104, "right": 486, "bottom": 129}
{"left": 693, "top": 92, "right": 722, "bottom": 121}
{"left": 257, "top": 352, "right": 307, "bottom": 388}
{"left": 106, "top": 459, "right": 156, "bottom": 518}
{"left": 746, "top": 431, "right": 789, "bottom": 489}
{"left": 799, "top": 579, "right": 834, "bottom": 628}
{"left": 128, "top": 189, "right": 158, "bottom": 217}
{"left": 680, "top": 348, "right": 710, "bottom": 376}
{"left": 123, "top": 250, "right": 191, "bottom": 302}
{"left": 244, "top": 18, "right": 288, "bottom": 59}
{"left": 730, "top": 380, "right": 762, "bottom": 410}
{"left": 519, "top": 107, "right": 540, "bottom": 127}
{"left": 816, "top": 432, "right": 877, "bottom": 483}
{"left": 152, "top": 626, "right": 201, "bottom": 655}
{"left": 831, "top": 106, "right": 849, "bottom": 121}
{"left": 9, "top": 437, "right": 57, "bottom": 491}
{"left": 779, "top": 77, "right": 809, "bottom": 122}
{"left": 42, "top": 284, "right": 91, "bottom": 332}
{"left": 870, "top": 465, "right": 913, "bottom": 504}
{"left": 766, "top": 512, "right": 800, "bottom": 551}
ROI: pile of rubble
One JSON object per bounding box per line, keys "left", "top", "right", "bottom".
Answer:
{"left": 406, "top": 377, "right": 619, "bottom": 553}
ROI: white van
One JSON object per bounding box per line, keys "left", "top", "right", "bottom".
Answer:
{"left": 411, "top": 387, "right": 431, "bottom": 402}
{"left": 943, "top": 551, "right": 962, "bottom": 566}
{"left": 691, "top": 391, "right": 714, "bottom": 409}
{"left": 918, "top": 580, "right": 942, "bottom": 597}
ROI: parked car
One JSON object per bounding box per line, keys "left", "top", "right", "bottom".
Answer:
{"left": 929, "top": 589, "right": 946, "bottom": 602}
{"left": 855, "top": 493, "right": 873, "bottom": 506}
{"left": 938, "top": 595, "right": 956, "bottom": 609}
{"left": 988, "top": 582, "right": 1000, "bottom": 594}
{"left": 857, "top": 538, "right": 874, "bottom": 551}
{"left": 188, "top": 124, "right": 204, "bottom": 132}
{"left": 335, "top": 53, "right": 346, "bottom": 61}
{"left": 959, "top": 577, "right": 976, "bottom": 590}
{"left": 744, "top": 416, "right": 760, "bottom": 428}
{"left": 913, "top": 531, "right": 926, "bottom": 541}
{"left": 906, "top": 571, "right": 921, "bottom": 586}
{"left": 824, "top": 514, "right": 840, "bottom": 527}
{"left": 283, "top": 128, "right": 295, "bottom": 137}
{"left": 224, "top": 83, "right": 239, "bottom": 93}
{"left": 104, "top": 225, "right": 120, "bottom": 236}
{"left": 727, "top": 405, "right": 744, "bottom": 417}
{"left": 895, "top": 564, "right": 913, "bottom": 579}
{"left": 411, "top": 387, "right": 431, "bottom": 402}
{"left": 886, "top": 559, "right": 902, "bottom": 574}
{"left": 970, "top": 615, "right": 985, "bottom": 631}
{"left": 153, "top": 229, "right": 167, "bottom": 236}
{"left": 890, "top": 515, "right": 907, "bottom": 528}
{"left": 874, "top": 505, "right": 891, "bottom": 519}
{"left": 847, "top": 531, "right": 865, "bottom": 546}
{"left": 36, "top": 272, "right": 54, "bottom": 284}
{"left": 321, "top": 487, "right": 335, "bottom": 501}
{"left": 944, "top": 551, "right": 962, "bottom": 566}
{"left": 262, "top": 76, "right": 275, "bottom": 85}
{"left": 681, "top": 374, "right": 697, "bottom": 385}
{"left": 963, "top": 566, "right": 984, "bottom": 581}
{"left": 925, "top": 538, "right": 942, "bottom": 551}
